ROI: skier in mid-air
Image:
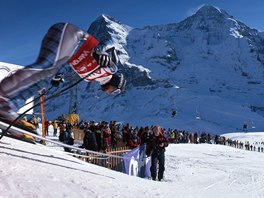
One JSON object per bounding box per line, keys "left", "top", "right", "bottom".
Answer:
{"left": 0, "top": 22, "right": 126, "bottom": 139}
{"left": 0, "top": 23, "right": 126, "bottom": 114}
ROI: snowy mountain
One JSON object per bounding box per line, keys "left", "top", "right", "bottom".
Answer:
{"left": 19, "top": 5, "right": 264, "bottom": 134}
{"left": 1, "top": 134, "right": 264, "bottom": 197}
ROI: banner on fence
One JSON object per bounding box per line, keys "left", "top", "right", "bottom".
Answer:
{"left": 123, "top": 144, "right": 151, "bottom": 178}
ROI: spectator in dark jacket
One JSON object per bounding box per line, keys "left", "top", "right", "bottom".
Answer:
{"left": 110, "top": 121, "right": 118, "bottom": 149}
{"left": 95, "top": 123, "right": 103, "bottom": 151}
{"left": 63, "top": 130, "right": 74, "bottom": 152}
{"left": 139, "top": 127, "right": 152, "bottom": 156}
{"left": 148, "top": 125, "right": 169, "bottom": 181}
{"left": 80, "top": 127, "right": 98, "bottom": 151}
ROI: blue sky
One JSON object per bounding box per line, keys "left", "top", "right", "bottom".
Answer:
{"left": 0, "top": 0, "right": 263, "bottom": 65}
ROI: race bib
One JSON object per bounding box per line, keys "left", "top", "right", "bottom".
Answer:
{"left": 68, "top": 35, "right": 100, "bottom": 76}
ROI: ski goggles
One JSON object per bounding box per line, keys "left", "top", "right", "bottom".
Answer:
{"left": 100, "top": 73, "right": 126, "bottom": 94}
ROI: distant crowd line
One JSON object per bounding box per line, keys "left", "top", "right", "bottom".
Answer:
{"left": 26, "top": 114, "right": 264, "bottom": 154}
{"left": 226, "top": 138, "right": 264, "bottom": 152}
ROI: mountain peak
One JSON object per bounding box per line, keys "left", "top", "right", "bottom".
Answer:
{"left": 88, "top": 14, "right": 132, "bottom": 44}
{"left": 87, "top": 14, "right": 118, "bottom": 44}
{"left": 93, "top": 14, "right": 120, "bottom": 25}
{"left": 194, "top": 5, "right": 230, "bottom": 19}
{"left": 196, "top": 5, "right": 222, "bottom": 14}
{"left": 176, "top": 5, "right": 237, "bottom": 33}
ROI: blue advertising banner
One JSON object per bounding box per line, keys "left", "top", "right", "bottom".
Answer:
{"left": 123, "top": 144, "right": 151, "bottom": 178}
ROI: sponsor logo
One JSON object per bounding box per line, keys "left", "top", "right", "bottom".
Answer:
{"left": 79, "top": 66, "right": 87, "bottom": 72}
{"left": 71, "top": 50, "right": 91, "bottom": 66}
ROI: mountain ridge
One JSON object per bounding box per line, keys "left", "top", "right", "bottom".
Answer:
{"left": 12, "top": 5, "right": 264, "bottom": 134}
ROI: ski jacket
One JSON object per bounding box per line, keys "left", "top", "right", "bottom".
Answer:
{"left": 127, "top": 135, "right": 141, "bottom": 148}
{"left": 81, "top": 129, "right": 98, "bottom": 151}
{"left": 102, "top": 126, "right": 111, "bottom": 138}
{"left": 68, "top": 35, "right": 118, "bottom": 85}
{"left": 149, "top": 133, "right": 169, "bottom": 154}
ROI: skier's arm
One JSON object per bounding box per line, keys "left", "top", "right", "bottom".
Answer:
{"left": 159, "top": 135, "right": 169, "bottom": 148}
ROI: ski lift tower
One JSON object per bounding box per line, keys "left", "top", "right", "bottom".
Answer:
{"left": 252, "top": 119, "right": 256, "bottom": 129}
{"left": 195, "top": 106, "right": 201, "bottom": 120}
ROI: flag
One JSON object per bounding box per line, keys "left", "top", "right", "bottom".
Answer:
{"left": 123, "top": 144, "right": 151, "bottom": 178}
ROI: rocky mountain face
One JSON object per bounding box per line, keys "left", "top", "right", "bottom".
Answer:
{"left": 28, "top": 5, "right": 264, "bottom": 134}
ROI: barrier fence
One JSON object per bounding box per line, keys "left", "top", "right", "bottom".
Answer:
{"left": 75, "top": 146, "right": 131, "bottom": 172}
{"left": 72, "top": 128, "right": 85, "bottom": 141}
{"left": 71, "top": 127, "right": 131, "bottom": 171}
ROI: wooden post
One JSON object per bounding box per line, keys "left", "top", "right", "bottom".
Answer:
{"left": 39, "top": 89, "right": 46, "bottom": 144}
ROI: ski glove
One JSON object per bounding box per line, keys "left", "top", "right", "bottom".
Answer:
{"left": 93, "top": 51, "right": 111, "bottom": 67}
{"left": 51, "top": 74, "right": 64, "bottom": 87}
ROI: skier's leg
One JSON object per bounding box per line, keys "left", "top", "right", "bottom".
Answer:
{"left": 158, "top": 152, "right": 165, "bottom": 181}
{"left": 150, "top": 154, "right": 158, "bottom": 180}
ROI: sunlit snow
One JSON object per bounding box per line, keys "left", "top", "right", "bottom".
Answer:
{"left": 0, "top": 133, "right": 264, "bottom": 198}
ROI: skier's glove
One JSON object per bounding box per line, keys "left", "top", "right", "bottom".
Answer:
{"left": 93, "top": 51, "right": 110, "bottom": 67}
{"left": 51, "top": 74, "right": 64, "bottom": 87}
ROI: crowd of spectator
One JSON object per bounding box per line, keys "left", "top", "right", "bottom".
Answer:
{"left": 225, "top": 138, "right": 264, "bottom": 152}
{"left": 26, "top": 114, "right": 264, "bottom": 154}
{"left": 22, "top": 113, "right": 264, "bottom": 183}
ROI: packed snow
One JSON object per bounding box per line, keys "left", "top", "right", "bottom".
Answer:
{"left": 0, "top": 133, "right": 264, "bottom": 198}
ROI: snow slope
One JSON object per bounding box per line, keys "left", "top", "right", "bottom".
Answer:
{"left": 223, "top": 132, "right": 264, "bottom": 144}
{"left": 0, "top": 135, "right": 264, "bottom": 198}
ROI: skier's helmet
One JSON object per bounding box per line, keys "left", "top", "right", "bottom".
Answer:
{"left": 101, "top": 73, "right": 126, "bottom": 94}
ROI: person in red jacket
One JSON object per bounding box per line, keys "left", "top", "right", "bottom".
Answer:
{"left": 127, "top": 131, "right": 141, "bottom": 149}
{"left": 148, "top": 125, "right": 169, "bottom": 181}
